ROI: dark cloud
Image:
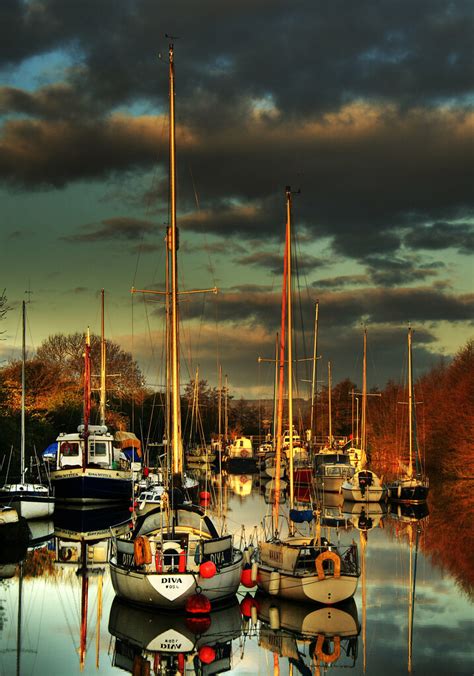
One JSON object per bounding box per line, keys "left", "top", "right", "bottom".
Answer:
{"left": 235, "top": 250, "right": 326, "bottom": 276}
{"left": 63, "top": 217, "right": 156, "bottom": 242}
{"left": 181, "top": 284, "right": 474, "bottom": 334}
{"left": 313, "top": 275, "right": 369, "bottom": 289}
{"left": 365, "top": 255, "right": 445, "bottom": 287}
{"left": 0, "top": 114, "right": 167, "bottom": 188}
{"left": 404, "top": 221, "right": 474, "bottom": 254}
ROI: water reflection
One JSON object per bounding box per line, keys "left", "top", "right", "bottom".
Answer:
{"left": 0, "top": 478, "right": 472, "bottom": 675}
{"left": 256, "top": 594, "right": 359, "bottom": 670}
{"left": 109, "top": 596, "right": 242, "bottom": 674}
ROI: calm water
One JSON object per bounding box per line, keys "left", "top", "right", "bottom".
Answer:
{"left": 0, "top": 475, "right": 472, "bottom": 676}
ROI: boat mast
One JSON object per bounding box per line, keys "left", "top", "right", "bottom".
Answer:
{"left": 224, "top": 374, "right": 228, "bottom": 442}
{"left": 310, "top": 300, "right": 319, "bottom": 444}
{"left": 218, "top": 364, "right": 222, "bottom": 447}
{"left": 328, "top": 361, "right": 332, "bottom": 444}
{"left": 99, "top": 289, "right": 106, "bottom": 426}
{"left": 272, "top": 205, "right": 289, "bottom": 534}
{"left": 407, "top": 327, "right": 413, "bottom": 479}
{"left": 168, "top": 42, "right": 183, "bottom": 476}
{"left": 20, "top": 301, "right": 26, "bottom": 483}
{"left": 286, "top": 186, "right": 294, "bottom": 512}
{"left": 83, "top": 329, "right": 91, "bottom": 470}
{"left": 272, "top": 333, "right": 279, "bottom": 444}
{"left": 361, "top": 327, "right": 367, "bottom": 466}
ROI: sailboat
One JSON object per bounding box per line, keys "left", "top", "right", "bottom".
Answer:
{"left": 256, "top": 187, "right": 360, "bottom": 604}
{"left": 387, "top": 327, "right": 429, "bottom": 503}
{"left": 342, "top": 329, "right": 386, "bottom": 502}
{"left": 313, "top": 361, "right": 356, "bottom": 493}
{"left": 50, "top": 292, "right": 135, "bottom": 503}
{"left": 109, "top": 41, "right": 243, "bottom": 609}
{"left": 0, "top": 301, "right": 55, "bottom": 519}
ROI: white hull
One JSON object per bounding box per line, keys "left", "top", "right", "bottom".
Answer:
{"left": 341, "top": 485, "right": 386, "bottom": 502}
{"left": 258, "top": 565, "right": 358, "bottom": 604}
{"left": 110, "top": 553, "right": 243, "bottom": 609}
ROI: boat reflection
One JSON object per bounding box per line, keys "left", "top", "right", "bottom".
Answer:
{"left": 388, "top": 500, "right": 429, "bottom": 524}
{"left": 256, "top": 592, "right": 359, "bottom": 669}
{"left": 109, "top": 595, "right": 242, "bottom": 675}
{"left": 342, "top": 500, "right": 388, "bottom": 531}
{"left": 226, "top": 473, "right": 253, "bottom": 498}
{"left": 52, "top": 504, "right": 132, "bottom": 670}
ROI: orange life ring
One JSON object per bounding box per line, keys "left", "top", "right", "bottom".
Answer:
{"left": 134, "top": 535, "right": 152, "bottom": 566}
{"left": 315, "top": 635, "right": 341, "bottom": 664}
{"left": 315, "top": 550, "right": 341, "bottom": 580}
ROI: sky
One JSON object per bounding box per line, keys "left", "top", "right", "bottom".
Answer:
{"left": 0, "top": 0, "right": 473, "bottom": 399}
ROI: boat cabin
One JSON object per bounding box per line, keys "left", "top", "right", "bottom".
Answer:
{"left": 56, "top": 425, "right": 123, "bottom": 470}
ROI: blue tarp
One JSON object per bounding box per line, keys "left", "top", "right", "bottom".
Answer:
{"left": 42, "top": 443, "right": 57, "bottom": 460}
{"left": 289, "top": 508, "right": 314, "bottom": 523}
{"left": 122, "top": 447, "right": 142, "bottom": 462}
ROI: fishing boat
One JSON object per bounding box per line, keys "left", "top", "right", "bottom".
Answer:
{"left": 387, "top": 327, "right": 429, "bottom": 503}
{"left": 0, "top": 302, "right": 55, "bottom": 519}
{"left": 342, "top": 329, "right": 386, "bottom": 502}
{"left": 50, "top": 292, "right": 136, "bottom": 503}
{"left": 256, "top": 187, "right": 360, "bottom": 605}
{"left": 109, "top": 41, "right": 243, "bottom": 609}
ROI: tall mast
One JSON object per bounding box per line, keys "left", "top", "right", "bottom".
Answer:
{"left": 83, "top": 329, "right": 91, "bottom": 471}
{"left": 286, "top": 186, "right": 294, "bottom": 511}
{"left": 310, "top": 300, "right": 319, "bottom": 442}
{"left": 361, "top": 327, "right": 367, "bottom": 466}
{"left": 273, "top": 333, "right": 279, "bottom": 444}
{"left": 328, "top": 361, "right": 332, "bottom": 443}
{"left": 224, "top": 374, "right": 228, "bottom": 441}
{"left": 218, "top": 364, "right": 222, "bottom": 446}
{"left": 272, "top": 208, "right": 289, "bottom": 534}
{"left": 168, "top": 42, "right": 183, "bottom": 475}
{"left": 99, "top": 289, "right": 106, "bottom": 426}
{"left": 20, "top": 301, "right": 26, "bottom": 483}
{"left": 407, "top": 327, "right": 413, "bottom": 479}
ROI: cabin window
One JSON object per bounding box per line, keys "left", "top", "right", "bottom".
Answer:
{"left": 90, "top": 441, "right": 107, "bottom": 457}
{"left": 60, "top": 441, "right": 79, "bottom": 457}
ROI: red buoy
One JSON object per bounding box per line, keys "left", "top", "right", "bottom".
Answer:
{"left": 198, "top": 646, "right": 216, "bottom": 664}
{"left": 199, "top": 560, "right": 217, "bottom": 579}
{"left": 240, "top": 565, "right": 256, "bottom": 588}
{"left": 185, "top": 615, "right": 212, "bottom": 634}
{"left": 240, "top": 593, "right": 260, "bottom": 618}
{"left": 185, "top": 593, "right": 211, "bottom": 615}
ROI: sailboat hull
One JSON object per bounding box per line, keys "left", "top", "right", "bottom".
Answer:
{"left": 387, "top": 479, "right": 429, "bottom": 504}
{"left": 0, "top": 486, "right": 54, "bottom": 519}
{"left": 110, "top": 552, "right": 243, "bottom": 609}
{"left": 257, "top": 565, "right": 359, "bottom": 604}
{"left": 51, "top": 467, "right": 132, "bottom": 503}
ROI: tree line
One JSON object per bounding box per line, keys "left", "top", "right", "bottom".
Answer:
{"left": 0, "top": 327, "right": 471, "bottom": 481}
